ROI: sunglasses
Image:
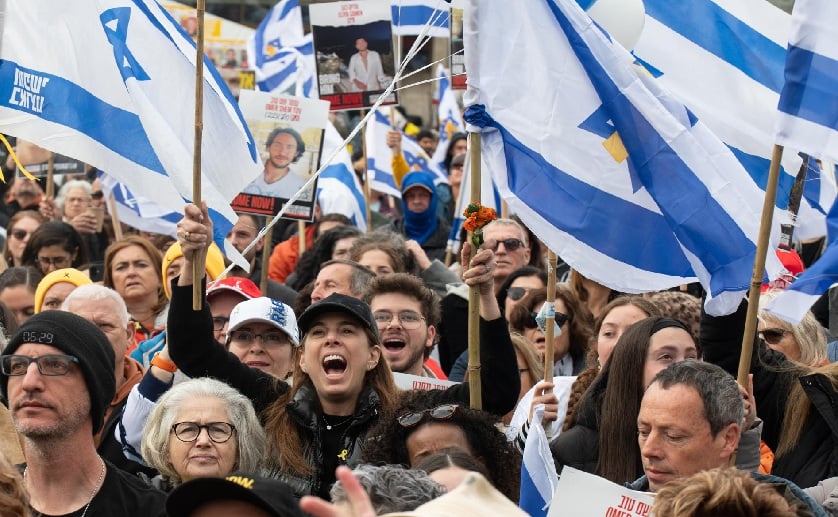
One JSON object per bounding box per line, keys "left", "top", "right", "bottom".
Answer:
{"left": 759, "top": 328, "right": 789, "bottom": 345}
{"left": 397, "top": 404, "right": 459, "bottom": 428}
{"left": 507, "top": 286, "right": 528, "bottom": 301}
{"left": 10, "top": 229, "right": 30, "bottom": 241}
{"left": 490, "top": 238, "right": 525, "bottom": 252}
{"left": 522, "top": 311, "right": 569, "bottom": 330}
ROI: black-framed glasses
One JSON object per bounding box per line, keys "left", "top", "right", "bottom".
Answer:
{"left": 490, "top": 238, "right": 525, "bottom": 252}
{"left": 1, "top": 354, "right": 79, "bottom": 376}
{"left": 397, "top": 404, "right": 459, "bottom": 428}
{"left": 373, "top": 310, "right": 425, "bottom": 330}
{"left": 171, "top": 422, "right": 236, "bottom": 443}
{"left": 36, "top": 256, "right": 71, "bottom": 268}
{"left": 229, "top": 330, "right": 290, "bottom": 346}
{"left": 507, "top": 286, "right": 529, "bottom": 301}
{"left": 760, "top": 328, "right": 789, "bottom": 345}
{"left": 212, "top": 316, "right": 230, "bottom": 331}
{"left": 522, "top": 311, "right": 569, "bottom": 330}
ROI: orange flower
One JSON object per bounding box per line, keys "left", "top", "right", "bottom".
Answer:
{"left": 462, "top": 203, "right": 497, "bottom": 245}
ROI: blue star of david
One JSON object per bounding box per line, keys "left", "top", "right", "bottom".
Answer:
{"left": 100, "top": 8, "right": 150, "bottom": 83}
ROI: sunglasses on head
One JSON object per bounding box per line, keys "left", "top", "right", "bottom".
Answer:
{"left": 759, "top": 328, "right": 789, "bottom": 345}
{"left": 523, "top": 311, "right": 569, "bottom": 330}
{"left": 490, "top": 238, "right": 524, "bottom": 252}
{"left": 397, "top": 404, "right": 459, "bottom": 428}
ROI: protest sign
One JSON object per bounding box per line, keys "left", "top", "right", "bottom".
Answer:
{"left": 232, "top": 90, "right": 329, "bottom": 221}
{"left": 310, "top": 1, "right": 397, "bottom": 110}
{"left": 548, "top": 467, "right": 654, "bottom": 517}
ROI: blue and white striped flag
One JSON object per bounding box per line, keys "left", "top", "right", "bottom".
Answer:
{"left": 431, "top": 65, "right": 466, "bottom": 172}
{"left": 316, "top": 123, "right": 368, "bottom": 232}
{"left": 247, "top": 0, "right": 315, "bottom": 98}
{"left": 391, "top": 0, "right": 450, "bottom": 38}
{"left": 365, "top": 109, "right": 448, "bottom": 198}
{"left": 464, "top": 0, "right": 781, "bottom": 316}
{"left": 764, "top": 0, "right": 838, "bottom": 325}
{"left": 100, "top": 172, "right": 180, "bottom": 237}
{"left": 519, "top": 405, "right": 558, "bottom": 517}
{"left": 0, "top": 0, "right": 259, "bottom": 267}
{"left": 775, "top": 0, "right": 838, "bottom": 164}
{"left": 633, "top": 0, "right": 829, "bottom": 242}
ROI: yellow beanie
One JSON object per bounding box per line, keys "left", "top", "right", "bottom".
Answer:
{"left": 34, "top": 268, "right": 93, "bottom": 313}
{"left": 162, "top": 241, "right": 226, "bottom": 299}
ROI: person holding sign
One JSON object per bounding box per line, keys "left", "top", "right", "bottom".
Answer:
{"left": 243, "top": 127, "right": 307, "bottom": 199}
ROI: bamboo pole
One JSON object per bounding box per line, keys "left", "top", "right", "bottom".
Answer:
{"left": 191, "top": 0, "right": 207, "bottom": 310}
{"left": 467, "top": 132, "right": 482, "bottom": 410}
{"left": 107, "top": 192, "right": 123, "bottom": 242}
{"left": 45, "top": 153, "right": 55, "bottom": 201}
{"left": 297, "top": 220, "right": 307, "bottom": 254}
{"left": 737, "top": 144, "right": 785, "bottom": 386}
{"left": 543, "top": 250, "right": 558, "bottom": 435}
{"left": 360, "top": 109, "right": 373, "bottom": 232}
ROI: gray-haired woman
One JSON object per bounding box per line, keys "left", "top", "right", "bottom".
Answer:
{"left": 140, "top": 377, "right": 266, "bottom": 490}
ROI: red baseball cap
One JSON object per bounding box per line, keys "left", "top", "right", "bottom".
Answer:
{"left": 206, "top": 277, "right": 262, "bottom": 301}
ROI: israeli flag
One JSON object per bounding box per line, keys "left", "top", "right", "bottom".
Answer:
{"left": 764, "top": 0, "right": 838, "bottom": 325}
{"left": 365, "top": 109, "right": 448, "bottom": 198}
{"left": 0, "top": 0, "right": 259, "bottom": 267}
{"left": 316, "top": 123, "right": 368, "bottom": 232}
{"left": 775, "top": 0, "right": 838, "bottom": 164}
{"left": 247, "top": 0, "right": 315, "bottom": 98}
{"left": 464, "top": 0, "right": 782, "bottom": 316}
{"left": 431, "top": 65, "right": 466, "bottom": 172}
{"left": 100, "top": 172, "right": 180, "bottom": 237}
{"left": 519, "top": 405, "right": 559, "bottom": 517}
{"left": 633, "top": 0, "right": 829, "bottom": 241}
{"left": 391, "top": 0, "right": 450, "bottom": 38}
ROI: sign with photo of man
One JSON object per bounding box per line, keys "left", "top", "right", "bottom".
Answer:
{"left": 232, "top": 90, "right": 329, "bottom": 221}
{"left": 310, "top": 1, "right": 397, "bottom": 111}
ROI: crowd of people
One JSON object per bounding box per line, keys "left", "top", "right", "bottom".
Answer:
{"left": 0, "top": 125, "right": 836, "bottom": 517}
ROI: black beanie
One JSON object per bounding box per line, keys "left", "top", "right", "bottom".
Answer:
{"left": 1, "top": 311, "right": 116, "bottom": 435}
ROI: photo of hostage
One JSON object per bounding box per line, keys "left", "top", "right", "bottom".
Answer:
{"left": 242, "top": 127, "right": 312, "bottom": 201}
{"left": 347, "top": 37, "right": 389, "bottom": 92}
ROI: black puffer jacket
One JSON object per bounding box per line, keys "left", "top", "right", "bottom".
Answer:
{"left": 701, "top": 301, "right": 838, "bottom": 488}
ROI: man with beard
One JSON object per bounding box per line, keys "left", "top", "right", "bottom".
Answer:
{"left": 243, "top": 127, "right": 310, "bottom": 200}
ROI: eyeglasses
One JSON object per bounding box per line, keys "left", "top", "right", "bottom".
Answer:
{"left": 229, "top": 329, "right": 290, "bottom": 346}
{"left": 171, "top": 422, "right": 236, "bottom": 443}
{"left": 522, "top": 311, "right": 569, "bottom": 330}
{"left": 212, "top": 316, "right": 230, "bottom": 331}
{"left": 10, "top": 229, "right": 31, "bottom": 241}
{"left": 36, "top": 256, "right": 71, "bottom": 268}
{"left": 490, "top": 238, "right": 525, "bottom": 252}
{"left": 373, "top": 310, "right": 425, "bottom": 330}
{"left": 507, "top": 286, "right": 529, "bottom": 301}
{"left": 397, "top": 404, "right": 459, "bottom": 428}
{"left": 759, "top": 328, "right": 789, "bottom": 345}
{"left": 1, "top": 354, "right": 79, "bottom": 376}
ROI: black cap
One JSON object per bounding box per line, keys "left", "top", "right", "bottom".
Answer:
{"left": 166, "top": 473, "right": 304, "bottom": 516}
{"left": 297, "top": 293, "right": 379, "bottom": 343}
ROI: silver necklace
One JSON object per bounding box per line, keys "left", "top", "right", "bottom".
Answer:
{"left": 25, "top": 457, "right": 106, "bottom": 517}
{"left": 323, "top": 414, "right": 353, "bottom": 430}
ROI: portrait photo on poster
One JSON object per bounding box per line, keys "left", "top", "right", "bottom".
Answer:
{"left": 233, "top": 90, "right": 330, "bottom": 221}
{"left": 310, "top": 0, "right": 397, "bottom": 111}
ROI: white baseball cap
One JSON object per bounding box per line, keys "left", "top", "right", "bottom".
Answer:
{"left": 227, "top": 297, "right": 299, "bottom": 346}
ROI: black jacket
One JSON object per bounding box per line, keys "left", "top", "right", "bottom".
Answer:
{"left": 701, "top": 301, "right": 838, "bottom": 488}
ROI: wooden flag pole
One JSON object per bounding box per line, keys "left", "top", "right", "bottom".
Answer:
{"left": 191, "top": 0, "right": 207, "bottom": 310}
{"left": 467, "top": 131, "right": 482, "bottom": 410}
{"left": 542, "top": 250, "right": 558, "bottom": 435}
{"left": 297, "top": 220, "right": 307, "bottom": 255}
{"left": 737, "top": 144, "right": 785, "bottom": 386}
{"left": 261, "top": 216, "right": 274, "bottom": 294}
{"left": 45, "top": 153, "right": 55, "bottom": 201}
{"left": 360, "top": 109, "right": 373, "bottom": 232}
{"left": 107, "top": 192, "right": 124, "bottom": 242}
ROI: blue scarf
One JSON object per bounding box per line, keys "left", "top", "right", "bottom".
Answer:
{"left": 401, "top": 171, "right": 439, "bottom": 245}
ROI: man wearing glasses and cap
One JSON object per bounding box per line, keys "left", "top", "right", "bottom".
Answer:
{"left": 0, "top": 311, "right": 165, "bottom": 516}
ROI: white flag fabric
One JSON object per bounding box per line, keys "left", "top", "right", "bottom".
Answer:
{"left": 247, "top": 0, "right": 315, "bottom": 98}
{"left": 0, "top": 0, "right": 260, "bottom": 265}
{"left": 431, "top": 64, "right": 466, "bottom": 172}
{"left": 464, "top": 0, "right": 781, "bottom": 315}
{"left": 519, "top": 405, "right": 559, "bottom": 517}
{"left": 775, "top": 0, "right": 838, "bottom": 164}
{"left": 633, "top": 0, "right": 831, "bottom": 241}
{"left": 100, "top": 172, "right": 180, "bottom": 237}
{"left": 316, "top": 123, "right": 368, "bottom": 232}
{"left": 391, "top": 0, "right": 450, "bottom": 38}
